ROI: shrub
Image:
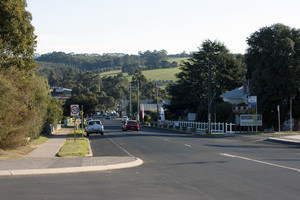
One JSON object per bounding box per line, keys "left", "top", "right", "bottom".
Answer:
{"left": 0, "top": 68, "right": 50, "bottom": 149}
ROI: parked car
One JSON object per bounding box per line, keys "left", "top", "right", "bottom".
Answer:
{"left": 85, "top": 120, "right": 104, "bottom": 136}
{"left": 122, "top": 120, "right": 139, "bottom": 131}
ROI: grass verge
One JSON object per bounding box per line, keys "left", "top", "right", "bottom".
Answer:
{"left": 0, "top": 136, "right": 49, "bottom": 159}
{"left": 57, "top": 138, "right": 89, "bottom": 157}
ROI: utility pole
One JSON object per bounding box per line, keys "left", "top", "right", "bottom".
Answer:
{"left": 277, "top": 105, "right": 281, "bottom": 137}
{"left": 156, "top": 82, "right": 159, "bottom": 127}
{"left": 129, "top": 83, "right": 132, "bottom": 119}
{"left": 290, "top": 97, "right": 292, "bottom": 132}
{"left": 208, "top": 61, "right": 212, "bottom": 134}
{"left": 137, "top": 80, "right": 139, "bottom": 122}
{"left": 81, "top": 105, "right": 84, "bottom": 138}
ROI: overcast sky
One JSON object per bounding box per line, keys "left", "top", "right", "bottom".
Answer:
{"left": 26, "top": 0, "right": 300, "bottom": 55}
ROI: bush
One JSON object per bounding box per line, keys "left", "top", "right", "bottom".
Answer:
{"left": 47, "top": 99, "right": 63, "bottom": 127}
{"left": 0, "top": 68, "right": 50, "bottom": 149}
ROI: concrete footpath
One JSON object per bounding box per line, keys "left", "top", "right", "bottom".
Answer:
{"left": 0, "top": 128, "right": 142, "bottom": 177}
{"left": 267, "top": 134, "right": 300, "bottom": 145}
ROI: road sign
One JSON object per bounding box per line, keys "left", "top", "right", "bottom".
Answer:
{"left": 70, "top": 104, "right": 80, "bottom": 116}
{"left": 240, "top": 114, "right": 262, "bottom": 126}
{"left": 248, "top": 96, "right": 257, "bottom": 109}
{"left": 248, "top": 96, "right": 257, "bottom": 103}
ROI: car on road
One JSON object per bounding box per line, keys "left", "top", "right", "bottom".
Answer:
{"left": 85, "top": 119, "right": 104, "bottom": 136}
{"left": 122, "top": 120, "right": 139, "bottom": 131}
{"left": 121, "top": 116, "right": 128, "bottom": 124}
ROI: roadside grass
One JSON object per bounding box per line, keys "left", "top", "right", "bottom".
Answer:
{"left": 66, "top": 129, "right": 86, "bottom": 138}
{"left": 235, "top": 131, "right": 300, "bottom": 135}
{"left": 57, "top": 138, "right": 89, "bottom": 157}
{"left": 0, "top": 136, "right": 49, "bottom": 159}
{"left": 57, "top": 129, "right": 89, "bottom": 157}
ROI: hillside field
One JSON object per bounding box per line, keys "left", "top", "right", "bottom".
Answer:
{"left": 100, "top": 67, "right": 181, "bottom": 83}
{"left": 99, "top": 57, "right": 189, "bottom": 82}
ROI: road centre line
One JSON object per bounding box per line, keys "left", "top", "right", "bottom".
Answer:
{"left": 184, "top": 144, "right": 192, "bottom": 147}
{"left": 220, "top": 153, "right": 300, "bottom": 173}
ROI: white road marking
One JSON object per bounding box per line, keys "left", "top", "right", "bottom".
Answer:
{"left": 108, "top": 138, "right": 134, "bottom": 157}
{"left": 184, "top": 144, "right": 192, "bottom": 147}
{"left": 220, "top": 153, "right": 300, "bottom": 173}
{"left": 252, "top": 139, "right": 265, "bottom": 143}
{"left": 163, "top": 138, "right": 169, "bottom": 141}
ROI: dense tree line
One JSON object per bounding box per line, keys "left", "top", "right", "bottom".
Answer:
{"left": 35, "top": 50, "right": 178, "bottom": 76}
{"left": 0, "top": 0, "right": 63, "bottom": 149}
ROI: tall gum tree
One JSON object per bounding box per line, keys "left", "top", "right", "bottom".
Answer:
{"left": 0, "top": 0, "right": 36, "bottom": 70}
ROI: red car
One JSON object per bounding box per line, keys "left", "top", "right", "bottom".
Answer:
{"left": 122, "top": 120, "right": 139, "bottom": 131}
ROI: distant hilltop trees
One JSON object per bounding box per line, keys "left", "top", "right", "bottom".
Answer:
{"left": 35, "top": 50, "right": 185, "bottom": 75}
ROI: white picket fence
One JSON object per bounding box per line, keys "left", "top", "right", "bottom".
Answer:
{"left": 165, "top": 121, "right": 235, "bottom": 134}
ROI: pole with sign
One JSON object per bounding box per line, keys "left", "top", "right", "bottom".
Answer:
{"left": 81, "top": 105, "right": 84, "bottom": 138}
{"left": 70, "top": 104, "right": 80, "bottom": 141}
{"left": 248, "top": 96, "right": 257, "bottom": 133}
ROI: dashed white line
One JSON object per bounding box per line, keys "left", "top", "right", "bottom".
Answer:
{"left": 184, "top": 144, "right": 192, "bottom": 148}
{"left": 220, "top": 153, "right": 300, "bottom": 173}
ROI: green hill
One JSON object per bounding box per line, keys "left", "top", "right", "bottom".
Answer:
{"left": 100, "top": 67, "right": 181, "bottom": 85}
{"left": 99, "top": 57, "right": 189, "bottom": 84}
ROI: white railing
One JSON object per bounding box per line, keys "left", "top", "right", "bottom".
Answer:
{"left": 165, "top": 120, "right": 235, "bottom": 134}
{"left": 225, "top": 122, "right": 235, "bottom": 133}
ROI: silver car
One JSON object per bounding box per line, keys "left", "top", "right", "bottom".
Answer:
{"left": 85, "top": 120, "right": 104, "bottom": 136}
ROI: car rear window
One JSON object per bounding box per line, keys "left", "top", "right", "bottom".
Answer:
{"left": 88, "top": 121, "right": 102, "bottom": 125}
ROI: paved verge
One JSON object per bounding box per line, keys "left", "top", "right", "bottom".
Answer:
{"left": 0, "top": 128, "right": 142, "bottom": 176}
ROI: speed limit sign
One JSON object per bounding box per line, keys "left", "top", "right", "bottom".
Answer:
{"left": 70, "top": 104, "right": 80, "bottom": 116}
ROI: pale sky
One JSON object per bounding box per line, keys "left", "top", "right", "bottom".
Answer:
{"left": 26, "top": 0, "right": 300, "bottom": 55}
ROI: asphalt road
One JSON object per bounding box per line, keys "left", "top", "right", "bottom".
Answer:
{"left": 1, "top": 118, "right": 299, "bottom": 200}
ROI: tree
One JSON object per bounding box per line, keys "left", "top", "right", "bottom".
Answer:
{"left": 246, "top": 23, "right": 300, "bottom": 129}
{"left": 139, "top": 50, "right": 169, "bottom": 69}
{"left": 64, "top": 93, "right": 99, "bottom": 117}
{"left": 167, "top": 40, "right": 245, "bottom": 119}
{"left": 0, "top": 68, "right": 49, "bottom": 149}
{"left": 0, "top": 1, "right": 52, "bottom": 149}
{"left": 0, "top": 0, "right": 36, "bottom": 70}
{"left": 46, "top": 99, "right": 63, "bottom": 127}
